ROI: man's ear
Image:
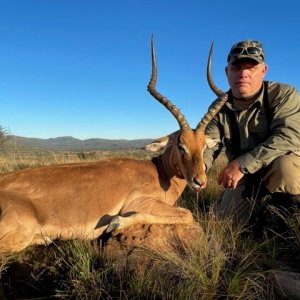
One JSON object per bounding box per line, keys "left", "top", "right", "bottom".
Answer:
{"left": 262, "top": 63, "right": 268, "bottom": 77}
{"left": 205, "top": 137, "right": 219, "bottom": 149}
{"left": 142, "top": 136, "right": 170, "bottom": 152}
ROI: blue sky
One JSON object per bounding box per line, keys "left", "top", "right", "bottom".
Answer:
{"left": 0, "top": 0, "right": 299, "bottom": 140}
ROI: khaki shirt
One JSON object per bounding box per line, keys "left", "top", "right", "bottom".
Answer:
{"left": 203, "top": 81, "right": 300, "bottom": 174}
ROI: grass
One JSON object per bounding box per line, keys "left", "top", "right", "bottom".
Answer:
{"left": 0, "top": 148, "right": 299, "bottom": 299}
{"left": 0, "top": 147, "right": 150, "bottom": 174}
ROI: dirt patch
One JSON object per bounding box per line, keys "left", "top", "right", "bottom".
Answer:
{"left": 102, "top": 222, "right": 204, "bottom": 270}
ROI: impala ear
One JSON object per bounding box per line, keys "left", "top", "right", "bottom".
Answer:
{"left": 142, "top": 136, "right": 170, "bottom": 152}
{"left": 205, "top": 137, "right": 219, "bottom": 149}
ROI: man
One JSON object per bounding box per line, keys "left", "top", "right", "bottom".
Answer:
{"left": 203, "top": 39, "right": 300, "bottom": 227}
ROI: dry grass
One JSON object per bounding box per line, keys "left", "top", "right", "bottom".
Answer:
{"left": 0, "top": 147, "right": 150, "bottom": 174}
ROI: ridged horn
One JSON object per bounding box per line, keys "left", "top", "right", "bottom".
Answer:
{"left": 147, "top": 35, "right": 190, "bottom": 131}
{"left": 196, "top": 42, "right": 228, "bottom": 130}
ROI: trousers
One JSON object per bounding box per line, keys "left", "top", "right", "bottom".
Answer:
{"left": 213, "top": 152, "right": 300, "bottom": 225}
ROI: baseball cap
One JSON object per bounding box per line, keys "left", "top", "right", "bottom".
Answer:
{"left": 227, "top": 40, "right": 265, "bottom": 65}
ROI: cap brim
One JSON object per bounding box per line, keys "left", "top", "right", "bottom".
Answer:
{"left": 228, "top": 54, "right": 263, "bottom": 65}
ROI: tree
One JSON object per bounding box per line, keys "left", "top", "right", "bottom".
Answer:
{"left": 0, "top": 126, "right": 8, "bottom": 147}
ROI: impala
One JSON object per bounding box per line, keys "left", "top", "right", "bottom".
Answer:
{"left": 0, "top": 37, "right": 227, "bottom": 252}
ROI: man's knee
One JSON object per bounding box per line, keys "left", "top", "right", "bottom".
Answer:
{"left": 213, "top": 183, "right": 255, "bottom": 226}
{"left": 264, "top": 154, "right": 300, "bottom": 194}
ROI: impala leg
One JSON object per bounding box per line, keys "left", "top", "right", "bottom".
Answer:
{"left": 106, "top": 202, "right": 193, "bottom": 232}
{"left": 120, "top": 207, "right": 193, "bottom": 229}
{"left": 0, "top": 193, "right": 40, "bottom": 252}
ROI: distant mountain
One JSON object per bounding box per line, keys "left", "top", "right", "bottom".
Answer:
{"left": 6, "top": 135, "right": 153, "bottom": 151}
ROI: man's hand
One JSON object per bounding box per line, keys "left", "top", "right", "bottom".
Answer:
{"left": 218, "top": 159, "right": 244, "bottom": 189}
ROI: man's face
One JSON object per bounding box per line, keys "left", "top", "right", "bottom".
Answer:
{"left": 225, "top": 59, "right": 268, "bottom": 98}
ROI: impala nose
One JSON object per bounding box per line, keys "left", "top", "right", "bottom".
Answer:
{"left": 191, "top": 175, "right": 206, "bottom": 191}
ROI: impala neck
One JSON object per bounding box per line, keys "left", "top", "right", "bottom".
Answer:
{"left": 152, "top": 146, "right": 187, "bottom": 202}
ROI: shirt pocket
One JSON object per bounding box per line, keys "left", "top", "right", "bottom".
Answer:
{"left": 247, "top": 110, "right": 271, "bottom": 142}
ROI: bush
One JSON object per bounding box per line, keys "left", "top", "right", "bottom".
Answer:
{"left": 0, "top": 127, "right": 8, "bottom": 147}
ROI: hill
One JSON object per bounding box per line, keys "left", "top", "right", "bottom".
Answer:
{"left": 6, "top": 135, "right": 153, "bottom": 151}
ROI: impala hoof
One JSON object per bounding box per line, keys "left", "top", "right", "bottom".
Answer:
{"left": 106, "top": 216, "right": 120, "bottom": 233}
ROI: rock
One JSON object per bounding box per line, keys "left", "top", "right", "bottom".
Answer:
{"left": 272, "top": 269, "right": 300, "bottom": 299}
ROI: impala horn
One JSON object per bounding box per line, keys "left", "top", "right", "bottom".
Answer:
{"left": 196, "top": 42, "right": 228, "bottom": 131}
{"left": 147, "top": 35, "right": 190, "bottom": 131}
